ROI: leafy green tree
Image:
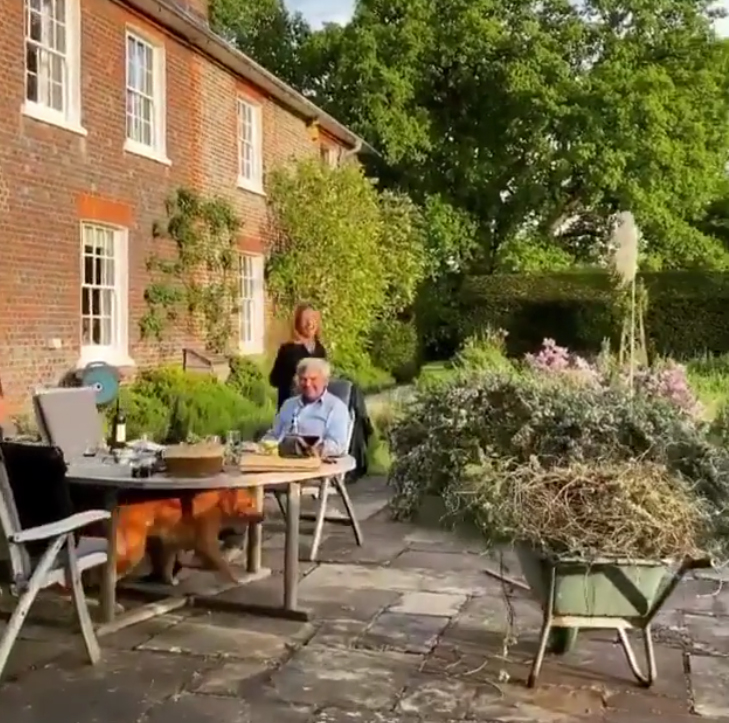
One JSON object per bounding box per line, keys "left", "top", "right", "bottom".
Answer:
{"left": 266, "top": 158, "right": 427, "bottom": 361}
{"left": 311, "top": 0, "right": 729, "bottom": 269}
{"left": 210, "top": 0, "right": 311, "bottom": 88}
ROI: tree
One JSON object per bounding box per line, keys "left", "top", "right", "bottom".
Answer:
{"left": 266, "top": 158, "right": 427, "bottom": 362}
{"left": 210, "top": 0, "right": 312, "bottom": 89}
{"left": 310, "top": 0, "right": 729, "bottom": 270}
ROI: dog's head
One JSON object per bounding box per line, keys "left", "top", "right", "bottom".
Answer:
{"left": 218, "top": 489, "right": 260, "bottom": 519}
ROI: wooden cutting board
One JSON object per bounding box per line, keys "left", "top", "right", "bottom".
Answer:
{"left": 239, "top": 453, "right": 322, "bottom": 473}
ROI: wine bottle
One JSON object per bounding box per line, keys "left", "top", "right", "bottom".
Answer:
{"left": 110, "top": 398, "right": 127, "bottom": 449}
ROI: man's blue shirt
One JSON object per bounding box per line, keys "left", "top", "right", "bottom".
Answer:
{"left": 264, "top": 390, "right": 350, "bottom": 456}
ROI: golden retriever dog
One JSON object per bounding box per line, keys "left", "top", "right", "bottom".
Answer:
{"left": 115, "top": 489, "right": 261, "bottom": 585}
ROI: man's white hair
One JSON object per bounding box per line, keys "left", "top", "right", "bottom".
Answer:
{"left": 297, "top": 357, "right": 331, "bottom": 379}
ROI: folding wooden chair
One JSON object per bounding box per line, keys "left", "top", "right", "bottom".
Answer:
{"left": 0, "top": 441, "right": 110, "bottom": 681}
{"left": 272, "top": 380, "right": 364, "bottom": 561}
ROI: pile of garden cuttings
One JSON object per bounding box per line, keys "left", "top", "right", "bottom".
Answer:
{"left": 455, "top": 457, "right": 722, "bottom": 561}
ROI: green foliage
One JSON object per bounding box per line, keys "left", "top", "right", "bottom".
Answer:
{"left": 267, "top": 158, "right": 427, "bottom": 373}
{"left": 420, "top": 195, "right": 478, "bottom": 278}
{"left": 119, "top": 365, "right": 274, "bottom": 442}
{"left": 267, "top": 159, "right": 385, "bottom": 356}
{"left": 141, "top": 188, "right": 241, "bottom": 353}
{"left": 294, "top": 0, "right": 729, "bottom": 270}
{"left": 378, "top": 191, "right": 428, "bottom": 313}
{"left": 210, "top": 0, "right": 311, "bottom": 89}
{"left": 227, "top": 355, "right": 274, "bottom": 406}
{"left": 495, "top": 235, "right": 576, "bottom": 273}
{"left": 369, "top": 318, "right": 421, "bottom": 383}
{"left": 330, "top": 348, "right": 395, "bottom": 394}
{"left": 388, "top": 374, "right": 729, "bottom": 557}
{"left": 453, "top": 328, "right": 513, "bottom": 374}
{"left": 443, "top": 271, "right": 729, "bottom": 360}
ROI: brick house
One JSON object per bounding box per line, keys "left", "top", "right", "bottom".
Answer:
{"left": 0, "top": 0, "right": 368, "bottom": 416}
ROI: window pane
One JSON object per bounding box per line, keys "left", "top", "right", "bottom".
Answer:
{"left": 81, "top": 224, "right": 122, "bottom": 348}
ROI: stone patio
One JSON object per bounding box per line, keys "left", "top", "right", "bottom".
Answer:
{"left": 2, "top": 476, "right": 729, "bottom": 722}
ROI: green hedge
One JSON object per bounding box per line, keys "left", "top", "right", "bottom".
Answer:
{"left": 109, "top": 365, "right": 275, "bottom": 442}
{"left": 448, "top": 271, "right": 729, "bottom": 359}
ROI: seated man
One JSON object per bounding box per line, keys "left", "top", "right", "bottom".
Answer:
{"left": 263, "top": 357, "right": 350, "bottom": 457}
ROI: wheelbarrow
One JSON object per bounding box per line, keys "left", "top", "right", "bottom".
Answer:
{"left": 516, "top": 546, "right": 713, "bottom": 688}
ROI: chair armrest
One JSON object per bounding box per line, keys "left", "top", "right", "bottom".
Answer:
{"left": 9, "top": 510, "right": 112, "bottom": 544}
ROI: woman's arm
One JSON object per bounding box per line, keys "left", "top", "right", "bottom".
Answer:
{"left": 268, "top": 345, "right": 287, "bottom": 388}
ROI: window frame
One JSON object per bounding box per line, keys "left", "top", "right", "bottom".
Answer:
{"left": 236, "top": 97, "right": 264, "bottom": 194}
{"left": 78, "top": 222, "right": 132, "bottom": 368}
{"left": 320, "top": 145, "right": 338, "bottom": 168}
{"left": 124, "top": 28, "right": 170, "bottom": 165}
{"left": 238, "top": 253, "right": 265, "bottom": 355}
{"left": 22, "top": 0, "right": 86, "bottom": 136}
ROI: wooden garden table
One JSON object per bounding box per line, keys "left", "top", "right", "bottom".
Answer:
{"left": 66, "top": 456, "right": 356, "bottom": 634}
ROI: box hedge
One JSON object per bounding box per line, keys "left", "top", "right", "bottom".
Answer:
{"left": 448, "top": 271, "right": 729, "bottom": 359}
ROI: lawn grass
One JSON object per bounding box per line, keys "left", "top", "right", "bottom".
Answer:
{"left": 687, "top": 354, "right": 729, "bottom": 421}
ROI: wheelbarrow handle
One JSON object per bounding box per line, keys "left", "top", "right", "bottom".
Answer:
{"left": 683, "top": 556, "right": 714, "bottom": 571}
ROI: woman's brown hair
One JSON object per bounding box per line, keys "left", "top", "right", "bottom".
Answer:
{"left": 292, "top": 303, "right": 321, "bottom": 342}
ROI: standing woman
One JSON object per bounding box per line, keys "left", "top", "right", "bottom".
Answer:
{"left": 269, "top": 303, "right": 327, "bottom": 410}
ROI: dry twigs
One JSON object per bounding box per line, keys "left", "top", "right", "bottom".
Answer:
{"left": 461, "top": 459, "right": 711, "bottom": 560}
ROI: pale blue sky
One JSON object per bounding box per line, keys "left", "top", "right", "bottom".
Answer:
{"left": 286, "top": 0, "right": 729, "bottom": 34}
{"left": 285, "top": 0, "right": 355, "bottom": 27}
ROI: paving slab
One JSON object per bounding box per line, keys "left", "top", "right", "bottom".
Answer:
{"left": 469, "top": 681, "right": 605, "bottom": 722}
{"left": 389, "top": 591, "right": 467, "bottom": 617}
{"left": 690, "top": 654, "right": 729, "bottom": 718}
{"left": 309, "top": 618, "right": 370, "bottom": 648}
{"left": 361, "top": 612, "right": 449, "bottom": 654}
{"left": 144, "top": 692, "right": 312, "bottom": 723}
{"left": 397, "top": 676, "right": 476, "bottom": 718}
{"left": 138, "top": 611, "right": 306, "bottom": 661}
{"left": 391, "top": 549, "right": 495, "bottom": 574}
{"left": 0, "top": 650, "right": 212, "bottom": 723}
{"left": 292, "top": 585, "right": 401, "bottom": 620}
{"left": 191, "top": 659, "right": 275, "bottom": 696}
{"left": 315, "top": 535, "right": 408, "bottom": 565}
{"left": 300, "top": 563, "right": 492, "bottom": 596}
{"left": 313, "top": 711, "right": 423, "bottom": 723}
{"left": 270, "top": 644, "right": 419, "bottom": 710}
{"left": 683, "top": 613, "right": 729, "bottom": 656}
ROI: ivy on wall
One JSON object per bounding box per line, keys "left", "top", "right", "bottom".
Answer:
{"left": 140, "top": 188, "right": 241, "bottom": 354}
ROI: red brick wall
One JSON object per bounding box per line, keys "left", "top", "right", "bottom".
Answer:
{"left": 0, "top": 0, "right": 351, "bottom": 414}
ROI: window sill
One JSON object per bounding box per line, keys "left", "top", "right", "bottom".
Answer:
{"left": 239, "top": 342, "right": 265, "bottom": 356}
{"left": 21, "top": 102, "right": 87, "bottom": 137}
{"left": 237, "top": 177, "right": 266, "bottom": 197}
{"left": 76, "top": 347, "right": 136, "bottom": 371}
{"left": 124, "top": 139, "right": 172, "bottom": 166}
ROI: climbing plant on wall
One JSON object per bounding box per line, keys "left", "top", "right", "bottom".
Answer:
{"left": 140, "top": 188, "right": 241, "bottom": 354}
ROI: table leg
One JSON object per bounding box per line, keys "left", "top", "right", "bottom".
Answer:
{"left": 101, "top": 505, "right": 119, "bottom": 624}
{"left": 246, "top": 487, "right": 263, "bottom": 574}
{"left": 284, "top": 481, "right": 301, "bottom": 611}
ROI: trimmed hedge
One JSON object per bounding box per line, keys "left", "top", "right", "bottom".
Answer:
{"left": 446, "top": 271, "right": 729, "bottom": 359}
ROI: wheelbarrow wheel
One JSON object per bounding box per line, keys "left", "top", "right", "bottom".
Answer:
{"left": 547, "top": 626, "right": 578, "bottom": 655}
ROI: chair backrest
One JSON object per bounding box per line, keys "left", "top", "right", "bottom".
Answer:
{"left": 0, "top": 445, "right": 28, "bottom": 581}
{"left": 327, "top": 380, "right": 355, "bottom": 453}
{"left": 0, "top": 442, "right": 75, "bottom": 570}
{"left": 33, "top": 387, "right": 103, "bottom": 461}
{"left": 327, "top": 379, "right": 353, "bottom": 408}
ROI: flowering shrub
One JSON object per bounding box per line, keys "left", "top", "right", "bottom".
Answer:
{"left": 524, "top": 338, "right": 599, "bottom": 385}
{"left": 525, "top": 338, "right": 701, "bottom": 415}
{"left": 388, "top": 374, "right": 729, "bottom": 557}
{"left": 633, "top": 363, "right": 701, "bottom": 416}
